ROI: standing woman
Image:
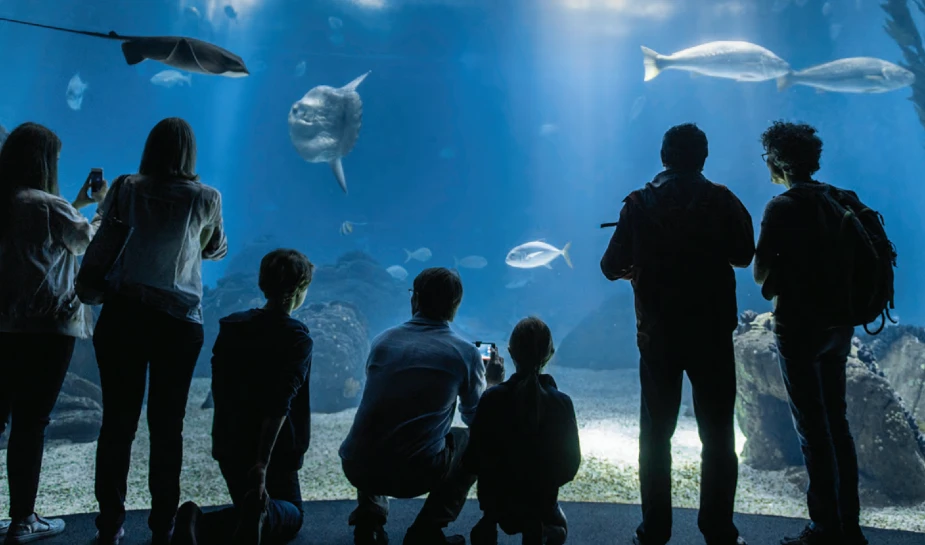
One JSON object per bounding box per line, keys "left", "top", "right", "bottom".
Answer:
{"left": 0, "top": 122, "right": 108, "bottom": 543}
{"left": 91, "top": 118, "right": 227, "bottom": 545}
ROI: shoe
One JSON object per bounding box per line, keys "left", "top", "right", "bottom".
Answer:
{"left": 93, "top": 527, "right": 125, "bottom": 545}
{"left": 4, "top": 515, "right": 65, "bottom": 544}
{"left": 781, "top": 525, "right": 839, "bottom": 545}
{"left": 172, "top": 502, "right": 203, "bottom": 545}
{"left": 544, "top": 526, "right": 567, "bottom": 545}
{"left": 0, "top": 521, "right": 9, "bottom": 537}
{"left": 470, "top": 518, "right": 497, "bottom": 545}
{"left": 403, "top": 523, "right": 465, "bottom": 545}
{"left": 355, "top": 524, "right": 389, "bottom": 545}
{"left": 232, "top": 490, "right": 269, "bottom": 545}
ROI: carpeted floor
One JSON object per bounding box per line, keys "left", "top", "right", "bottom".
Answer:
{"left": 31, "top": 500, "right": 924, "bottom": 545}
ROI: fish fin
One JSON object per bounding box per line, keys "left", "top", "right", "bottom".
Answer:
{"left": 543, "top": 263, "right": 553, "bottom": 269}
{"left": 343, "top": 71, "right": 371, "bottom": 91}
{"left": 641, "top": 46, "right": 661, "bottom": 82}
{"left": 776, "top": 73, "right": 793, "bottom": 92}
{"left": 330, "top": 159, "right": 348, "bottom": 194}
{"left": 121, "top": 41, "right": 146, "bottom": 65}
{"left": 561, "top": 241, "right": 573, "bottom": 269}
{"left": 404, "top": 249, "right": 412, "bottom": 263}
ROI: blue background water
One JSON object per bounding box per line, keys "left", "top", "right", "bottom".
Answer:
{"left": 0, "top": 0, "right": 919, "bottom": 336}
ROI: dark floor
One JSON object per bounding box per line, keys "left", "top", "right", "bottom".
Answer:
{"left": 32, "top": 499, "right": 923, "bottom": 545}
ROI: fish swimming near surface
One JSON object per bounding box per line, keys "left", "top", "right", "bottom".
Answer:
{"left": 150, "top": 69, "right": 192, "bottom": 87}
{"left": 505, "top": 240, "right": 573, "bottom": 270}
{"left": 777, "top": 57, "right": 915, "bottom": 93}
{"left": 454, "top": 255, "right": 488, "bottom": 269}
{"left": 641, "top": 41, "right": 791, "bottom": 82}
{"left": 339, "top": 220, "right": 366, "bottom": 235}
{"left": 66, "top": 73, "right": 88, "bottom": 110}
{"left": 0, "top": 17, "right": 250, "bottom": 77}
{"left": 386, "top": 265, "right": 408, "bottom": 281}
{"left": 404, "top": 247, "right": 432, "bottom": 263}
{"left": 288, "top": 71, "right": 370, "bottom": 194}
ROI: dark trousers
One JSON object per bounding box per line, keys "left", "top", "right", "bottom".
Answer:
{"left": 92, "top": 300, "right": 204, "bottom": 537}
{"left": 775, "top": 323, "right": 860, "bottom": 538}
{"left": 343, "top": 427, "right": 476, "bottom": 529}
{"left": 0, "top": 332, "right": 75, "bottom": 520}
{"left": 474, "top": 502, "right": 568, "bottom": 544}
{"left": 636, "top": 329, "right": 740, "bottom": 545}
{"left": 197, "top": 460, "right": 304, "bottom": 544}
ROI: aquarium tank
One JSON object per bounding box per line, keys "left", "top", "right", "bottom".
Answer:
{"left": 0, "top": 0, "right": 923, "bottom": 540}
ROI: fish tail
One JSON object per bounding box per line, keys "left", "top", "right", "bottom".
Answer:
{"left": 641, "top": 46, "right": 662, "bottom": 82}
{"left": 404, "top": 249, "right": 412, "bottom": 263}
{"left": 777, "top": 72, "right": 793, "bottom": 92}
{"left": 120, "top": 41, "right": 145, "bottom": 66}
{"left": 561, "top": 241, "right": 573, "bottom": 269}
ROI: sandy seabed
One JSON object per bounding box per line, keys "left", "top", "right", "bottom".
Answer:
{"left": 0, "top": 367, "right": 922, "bottom": 533}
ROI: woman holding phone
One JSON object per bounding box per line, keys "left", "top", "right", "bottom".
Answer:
{"left": 0, "top": 122, "right": 108, "bottom": 544}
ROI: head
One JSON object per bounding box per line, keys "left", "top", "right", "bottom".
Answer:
{"left": 661, "top": 123, "right": 708, "bottom": 172}
{"left": 760, "top": 121, "right": 822, "bottom": 187}
{"left": 411, "top": 267, "right": 463, "bottom": 321}
{"left": 508, "top": 316, "right": 555, "bottom": 375}
{"left": 139, "top": 117, "right": 199, "bottom": 181}
{"left": 0, "top": 123, "right": 62, "bottom": 236}
{"left": 258, "top": 249, "right": 314, "bottom": 314}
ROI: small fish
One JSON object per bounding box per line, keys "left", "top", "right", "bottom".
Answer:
{"left": 505, "top": 277, "right": 532, "bottom": 289}
{"left": 777, "top": 57, "right": 915, "bottom": 93}
{"left": 822, "top": 2, "right": 833, "bottom": 16}
{"left": 454, "top": 255, "right": 487, "bottom": 269}
{"left": 404, "top": 247, "right": 432, "bottom": 263}
{"left": 629, "top": 95, "right": 646, "bottom": 121}
{"left": 505, "top": 240, "right": 572, "bottom": 270}
{"left": 224, "top": 5, "right": 237, "bottom": 19}
{"left": 150, "top": 69, "right": 192, "bottom": 87}
{"left": 294, "top": 60, "right": 306, "bottom": 77}
{"left": 386, "top": 265, "right": 408, "bottom": 281}
{"left": 641, "top": 41, "right": 790, "bottom": 82}
{"left": 339, "top": 220, "right": 366, "bottom": 235}
{"left": 539, "top": 123, "right": 558, "bottom": 136}
{"left": 328, "top": 16, "right": 344, "bottom": 30}
{"left": 66, "top": 73, "right": 88, "bottom": 111}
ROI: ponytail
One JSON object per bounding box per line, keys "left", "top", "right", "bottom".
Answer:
{"left": 509, "top": 316, "right": 555, "bottom": 432}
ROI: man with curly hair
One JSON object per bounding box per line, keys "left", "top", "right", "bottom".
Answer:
{"left": 755, "top": 121, "right": 868, "bottom": 545}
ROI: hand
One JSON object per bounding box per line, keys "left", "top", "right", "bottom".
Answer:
{"left": 247, "top": 463, "right": 268, "bottom": 501}
{"left": 485, "top": 346, "right": 505, "bottom": 387}
{"left": 72, "top": 174, "right": 108, "bottom": 209}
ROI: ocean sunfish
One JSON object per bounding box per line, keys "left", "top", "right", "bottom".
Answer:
{"left": 0, "top": 17, "right": 249, "bottom": 77}
{"left": 288, "top": 71, "right": 370, "bottom": 194}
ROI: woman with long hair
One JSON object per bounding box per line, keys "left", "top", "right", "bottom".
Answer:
{"left": 0, "top": 122, "right": 108, "bottom": 544}
{"left": 90, "top": 118, "right": 228, "bottom": 545}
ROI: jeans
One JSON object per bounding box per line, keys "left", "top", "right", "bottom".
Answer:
{"left": 0, "top": 333, "right": 75, "bottom": 520}
{"left": 775, "top": 323, "right": 860, "bottom": 538}
{"left": 636, "top": 329, "right": 740, "bottom": 545}
{"left": 343, "top": 427, "right": 476, "bottom": 529}
{"left": 92, "top": 299, "right": 204, "bottom": 537}
{"left": 197, "top": 460, "right": 304, "bottom": 544}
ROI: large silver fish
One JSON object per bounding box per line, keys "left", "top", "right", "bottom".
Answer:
{"left": 288, "top": 72, "right": 370, "bottom": 194}
{"left": 505, "top": 240, "right": 572, "bottom": 270}
{"left": 777, "top": 57, "right": 915, "bottom": 93}
{"left": 641, "top": 41, "right": 791, "bottom": 82}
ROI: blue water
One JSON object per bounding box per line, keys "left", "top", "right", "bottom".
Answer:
{"left": 0, "top": 0, "right": 921, "bottom": 336}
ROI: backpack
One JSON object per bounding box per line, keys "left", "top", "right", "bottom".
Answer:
{"left": 788, "top": 184, "right": 897, "bottom": 334}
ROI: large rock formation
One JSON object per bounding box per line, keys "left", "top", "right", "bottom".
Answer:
{"left": 734, "top": 312, "right": 925, "bottom": 504}
{"left": 859, "top": 325, "right": 925, "bottom": 428}
{"left": 552, "top": 291, "right": 639, "bottom": 370}
{"left": 0, "top": 373, "right": 103, "bottom": 449}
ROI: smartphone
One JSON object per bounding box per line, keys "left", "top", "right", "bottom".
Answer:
{"left": 474, "top": 341, "right": 496, "bottom": 363}
{"left": 89, "top": 168, "right": 104, "bottom": 193}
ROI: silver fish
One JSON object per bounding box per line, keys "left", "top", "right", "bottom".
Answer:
{"left": 66, "top": 73, "right": 88, "bottom": 111}
{"left": 777, "top": 57, "right": 914, "bottom": 93}
{"left": 505, "top": 240, "right": 572, "bottom": 270}
{"left": 454, "top": 255, "right": 487, "bottom": 269}
{"left": 386, "top": 265, "right": 408, "bottom": 281}
{"left": 641, "top": 41, "right": 790, "bottom": 82}
{"left": 404, "top": 247, "right": 432, "bottom": 263}
{"left": 339, "top": 220, "right": 366, "bottom": 235}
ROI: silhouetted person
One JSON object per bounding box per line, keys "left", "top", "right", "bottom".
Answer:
{"left": 465, "top": 317, "right": 581, "bottom": 545}
{"left": 91, "top": 118, "right": 228, "bottom": 545}
{"left": 339, "top": 267, "right": 505, "bottom": 545}
{"left": 601, "top": 123, "right": 754, "bottom": 545}
{"left": 755, "top": 121, "right": 891, "bottom": 545}
{"left": 172, "top": 249, "right": 314, "bottom": 545}
{"left": 0, "top": 123, "right": 108, "bottom": 543}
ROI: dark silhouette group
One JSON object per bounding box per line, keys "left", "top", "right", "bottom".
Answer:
{"left": 0, "top": 118, "right": 895, "bottom": 545}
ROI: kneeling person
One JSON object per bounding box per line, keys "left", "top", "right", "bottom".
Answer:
{"left": 466, "top": 317, "right": 581, "bottom": 545}
{"left": 173, "top": 249, "right": 315, "bottom": 545}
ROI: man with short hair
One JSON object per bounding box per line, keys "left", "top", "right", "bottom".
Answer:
{"left": 601, "top": 123, "right": 754, "bottom": 545}
{"left": 340, "top": 267, "right": 505, "bottom": 545}
{"left": 173, "top": 248, "right": 315, "bottom": 545}
{"left": 755, "top": 121, "right": 881, "bottom": 545}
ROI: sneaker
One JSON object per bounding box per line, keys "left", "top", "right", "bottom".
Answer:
{"left": 232, "top": 490, "right": 269, "bottom": 545}
{"left": 354, "top": 524, "right": 389, "bottom": 545}
{"left": 172, "top": 502, "right": 203, "bottom": 545}
{"left": 781, "top": 525, "right": 839, "bottom": 545}
{"left": 0, "top": 521, "right": 9, "bottom": 537}
{"left": 93, "top": 526, "right": 125, "bottom": 545}
{"left": 4, "top": 515, "right": 65, "bottom": 544}
{"left": 403, "top": 523, "right": 465, "bottom": 545}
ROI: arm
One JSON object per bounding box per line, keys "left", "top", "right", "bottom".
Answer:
{"left": 458, "top": 350, "right": 487, "bottom": 427}
{"left": 723, "top": 189, "right": 756, "bottom": 268}
{"left": 49, "top": 197, "right": 97, "bottom": 256}
{"left": 255, "top": 335, "right": 313, "bottom": 468}
{"left": 201, "top": 192, "right": 228, "bottom": 260}
{"left": 753, "top": 197, "right": 790, "bottom": 298}
{"left": 600, "top": 198, "right": 635, "bottom": 280}
{"left": 461, "top": 397, "right": 491, "bottom": 475}
{"left": 553, "top": 396, "right": 582, "bottom": 487}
